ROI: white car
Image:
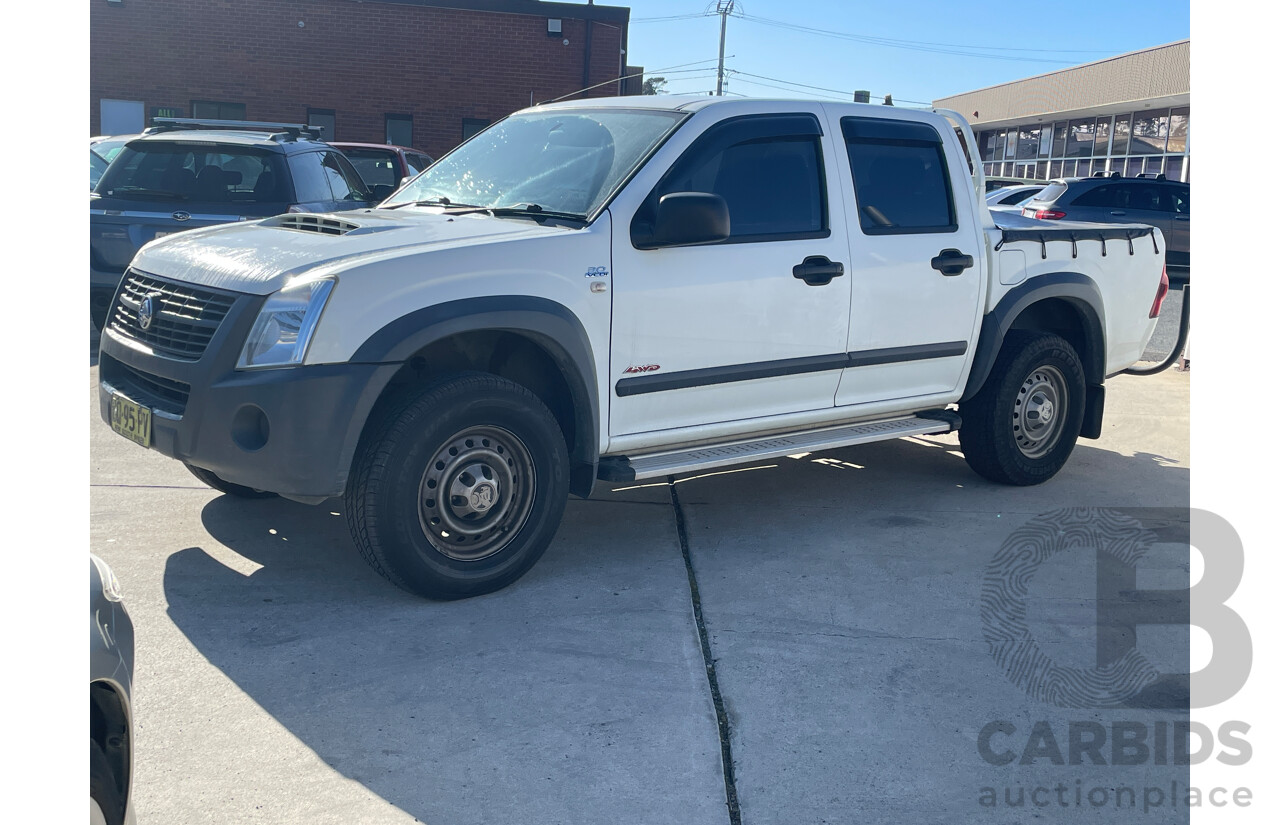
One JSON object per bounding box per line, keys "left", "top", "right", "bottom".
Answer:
{"left": 98, "top": 96, "right": 1168, "bottom": 599}
{"left": 985, "top": 184, "right": 1044, "bottom": 213}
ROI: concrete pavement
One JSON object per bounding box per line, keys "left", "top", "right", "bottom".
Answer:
{"left": 90, "top": 361, "right": 1190, "bottom": 824}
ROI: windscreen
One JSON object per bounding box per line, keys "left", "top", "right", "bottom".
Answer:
{"left": 95, "top": 142, "right": 289, "bottom": 205}
{"left": 341, "top": 148, "right": 401, "bottom": 187}
{"left": 383, "top": 109, "right": 686, "bottom": 217}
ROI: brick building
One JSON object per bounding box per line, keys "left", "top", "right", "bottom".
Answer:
{"left": 90, "top": 0, "right": 633, "bottom": 159}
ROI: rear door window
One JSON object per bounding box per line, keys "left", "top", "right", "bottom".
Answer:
{"left": 288, "top": 152, "right": 334, "bottom": 203}
{"left": 322, "top": 151, "right": 373, "bottom": 202}
{"left": 1071, "top": 184, "right": 1120, "bottom": 208}
{"left": 1172, "top": 185, "right": 1189, "bottom": 214}
{"left": 842, "top": 117, "right": 956, "bottom": 234}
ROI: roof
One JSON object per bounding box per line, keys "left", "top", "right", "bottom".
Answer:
{"left": 331, "top": 142, "right": 429, "bottom": 154}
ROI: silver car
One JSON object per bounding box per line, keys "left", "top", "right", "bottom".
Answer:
{"left": 90, "top": 555, "right": 135, "bottom": 825}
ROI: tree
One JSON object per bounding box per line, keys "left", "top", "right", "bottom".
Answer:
{"left": 642, "top": 76, "right": 667, "bottom": 95}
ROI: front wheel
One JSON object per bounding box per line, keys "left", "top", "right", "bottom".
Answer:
{"left": 345, "top": 372, "right": 570, "bottom": 600}
{"left": 959, "top": 331, "right": 1086, "bottom": 486}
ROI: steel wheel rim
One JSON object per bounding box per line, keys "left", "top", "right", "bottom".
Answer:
{"left": 1012, "top": 364, "right": 1068, "bottom": 459}
{"left": 417, "top": 425, "right": 536, "bottom": 561}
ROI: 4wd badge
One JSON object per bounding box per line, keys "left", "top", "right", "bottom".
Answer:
{"left": 623, "top": 364, "right": 661, "bottom": 374}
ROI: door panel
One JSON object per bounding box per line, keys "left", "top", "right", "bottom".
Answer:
{"left": 609, "top": 111, "right": 853, "bottom": 437}
{"left": 826, "top": 110, "right": 984, "bottom": 408}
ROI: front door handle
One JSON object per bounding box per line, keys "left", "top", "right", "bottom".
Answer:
{"left": 930, "top": 248, "right": 974, "bottom": 276}
{"left": 1175, "top": 215, "right": 1190, "bottom": 221}
{"left": 793, "top": 256, "right": 845, "bottom": 286}
{"left": 1110, "top": 210, "right": 1127, "bottom": 216}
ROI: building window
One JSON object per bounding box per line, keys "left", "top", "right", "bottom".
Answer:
{"left": 385, "top": 114, "right": 412, "bottom": 147}
{"left": 1016, "top": 126, "right": 1039, "bottom": 160}
{"left": 1167, "top": 107, "right": 1189, "bottom": 155}
{"left": 307, "top": 108, "right": 336, "bottom": 141}
{"left": 1094, "top": 116, "right": 1112, "bottom": 157}
{"left": 1066, "top": 119, "right": 1094, "bottom": 157}
{"left": 1051, "top": 122, "right": 1068, "bottom": 158}
{"left": 1112, "top": 115, "right": 1131, "bottom": 156}
{"left": 101, "top": 99, "right": 145, "bottom": 134}
{"left": 192, "top": 100, "right": 246, "bottom": 120}
{"left": 1037, "top": 128, "right": 1052, "bottom": 159}
{"left": 1130, "top": 110, "right": 1169, "bottom": 155}
{"left": 462, "top": 118, "right": 491, "bottom": 142}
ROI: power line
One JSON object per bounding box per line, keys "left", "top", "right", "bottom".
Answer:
{"left": 726, "top": 72, "right": 931, "bottom": 106}
{"left": 631, "top": 13, "right": 714, "bottom": 23}
{"left": 738, "top": 14, "right": 1095, "bottom": 64}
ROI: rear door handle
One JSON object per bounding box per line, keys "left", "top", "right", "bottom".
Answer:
{"left": 930, "top": 248, "right": 974, "bottom": 276}
{"left": 792, "top": 256, "right": 845, "bottom": 286}
{"left": 1175, "top": 215, "right": 1190, "bottom": 221}
{"left": 1110, "top": 210, "right": 1127, "bottom": 216}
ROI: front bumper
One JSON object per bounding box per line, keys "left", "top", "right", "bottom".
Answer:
{"left": 97, "top": 290, "right": 400, "bottom": 501}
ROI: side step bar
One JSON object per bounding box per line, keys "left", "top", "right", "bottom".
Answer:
{"left": 598, "top": 411, "right": 960, "bottom": 482}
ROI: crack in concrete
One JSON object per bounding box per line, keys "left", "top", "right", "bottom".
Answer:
{"left": 669, "top": 479, "right": 742, "bottom": 825}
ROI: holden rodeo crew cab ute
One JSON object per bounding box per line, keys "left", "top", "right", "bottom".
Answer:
{"left": 97, "top": 97, "right": 1170, "bottom": 600}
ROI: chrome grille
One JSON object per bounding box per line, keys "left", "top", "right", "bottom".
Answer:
{"left": 108, "top": 271, "right": 238, "bottom": 361}
{"left": 101, "top": 356, "right": 190, "bottom": 417}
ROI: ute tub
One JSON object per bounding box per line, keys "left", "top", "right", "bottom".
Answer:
{"left": 992, "top": 212, "right": 1160, "bottom": 259}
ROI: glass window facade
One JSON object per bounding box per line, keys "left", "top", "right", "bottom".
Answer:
{"left": 974, "top": 106, "right": 1189, "bottom": 183}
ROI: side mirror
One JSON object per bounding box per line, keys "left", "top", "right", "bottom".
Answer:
{"left": 370, "top": 184, "right": 396, "bottom": 203}
{"left": 633, "top": 192, "right": 731, "bottom": 249}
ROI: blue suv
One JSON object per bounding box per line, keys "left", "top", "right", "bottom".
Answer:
{"left": 91, "top": 119, "right": 377, "bottom": 328}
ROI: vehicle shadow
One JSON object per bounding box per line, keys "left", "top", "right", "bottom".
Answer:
{"left": 164, "top": 434, "right": 1187, "bottom": 822}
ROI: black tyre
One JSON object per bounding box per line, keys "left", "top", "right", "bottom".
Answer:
{"left": 959, "top": 331, "right": 1086, "bottom": 486}
{"left": 345, "top": 372, "right": 570, "bottom": 600}
{"left": 90, "top": 739, "right": 124, "bottom": 825}
{"left": 185, "top": 463, "right": 278, "bottom": 499}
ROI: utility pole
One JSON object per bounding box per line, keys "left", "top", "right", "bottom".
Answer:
{"left": 715, "top": 0, "right": 735, "bottom": 96}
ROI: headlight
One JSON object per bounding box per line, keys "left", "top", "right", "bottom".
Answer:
{"left": 91, "top": 555, "right": 124, "bottom": 603}
{"left": 237, "top": 278, "right": 334, "bottom": 369}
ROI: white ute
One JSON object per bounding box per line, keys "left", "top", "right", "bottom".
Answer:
{"left": 98, "top": 97, "right": 1169, "bottom": 599}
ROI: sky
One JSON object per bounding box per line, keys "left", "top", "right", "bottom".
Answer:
{"left": 616, "top": 0, "right": 1191, "bottom": 105}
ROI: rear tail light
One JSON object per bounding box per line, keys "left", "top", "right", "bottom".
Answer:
{"left": 1031, "top": 208, "right": 1067, "bottom": 220}
{"left": 1149, "top": 267, "right": 1170, "bottom": 319}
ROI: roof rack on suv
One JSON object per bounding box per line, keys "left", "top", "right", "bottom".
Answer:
{"left": 1136, "top": 172, "right": 1167, "bottom": 181}
{"left": 1091, "top": 171, "right": 1123, "bottom": 178}
{"left": 144, "top": 117, "right": 325, "bottom": 142}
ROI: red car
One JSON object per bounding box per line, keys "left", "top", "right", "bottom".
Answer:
{"left": 331, "top": 142, "right": 434, "bottom": 199}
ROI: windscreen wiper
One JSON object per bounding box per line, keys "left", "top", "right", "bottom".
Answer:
{"left": 382, "top": 196, "right": 482, "bottom": 210}
{"left": 448, "top": 203, "right": 588, "bottom": 224}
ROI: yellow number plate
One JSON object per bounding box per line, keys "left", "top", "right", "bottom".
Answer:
{"left": 109, "top": 394, "right": 152, "bottom": 448}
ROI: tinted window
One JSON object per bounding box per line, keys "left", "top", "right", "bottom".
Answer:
{"left": 97, "top": 142, "right": 287, "bottom": 204}
{"left": 288, "top": 152, "right": 333, "bottom": 203}
{"left": 843, "top": 117, "right": 955, "bottom": 234}
{"left": 386, "top": 114, "right": 412, "bottom": 147}
{"left": 655, "top": 117, "right": 826, "bottom": 240}
{"left": 340, "top": 147, "right": 400, "bottom": 187}
{"left": 1072, "top": 184, "right": 1120, "bottom": 208}
{"left": 1172, "top": 186, "right": 1189, "bottom": 214}
{"left": 322, "top": 151, "right": 372, "bottom": 202}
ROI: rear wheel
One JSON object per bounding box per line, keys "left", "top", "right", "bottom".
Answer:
{"left": 345, "top": 372, "right": 570, "bottom": 600}
{"left": 959, "top": 331, "right": 1086, "bottom": 486}
{"left": 185, "top": 463, "right": 278, "bottom": 499}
